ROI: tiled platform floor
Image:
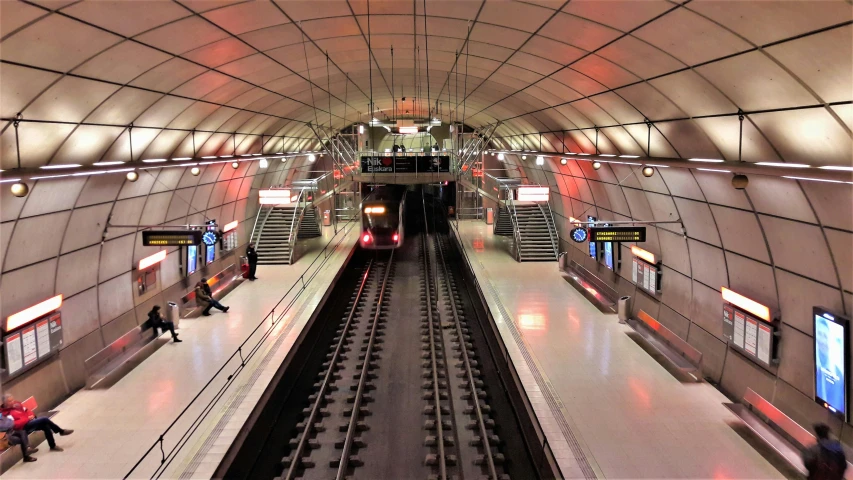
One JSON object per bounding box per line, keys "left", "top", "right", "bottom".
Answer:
{"left": 3, "top": 225, "right": 358, "bottom": 480}
{"left": 455, "top": 220, "right": 783, "bottom": 480}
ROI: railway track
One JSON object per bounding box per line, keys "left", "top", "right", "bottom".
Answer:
{"left": 272, "top": 194, "right": 513, "bottom": 480}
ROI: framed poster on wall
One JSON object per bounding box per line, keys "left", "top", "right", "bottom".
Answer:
{"left": 721, "top": 288, "right": 778, "bottom": 370}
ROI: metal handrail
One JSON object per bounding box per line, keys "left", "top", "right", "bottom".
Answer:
{"left": 538, "top": 201, "right": 559, "bottom": 259}
{"left": 504, "top": 186, "right": 522, "bottom": 261}
{"left": 252, "top": 207, "right": 274, "bottom": 245}
{"left": 125, "top": 204, "right": 365, "bottom": 480}
{"left": 286, "top": 189, "right": 305, "bottom": 264}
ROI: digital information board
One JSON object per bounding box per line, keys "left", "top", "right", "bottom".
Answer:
{"left": 814, "top": 307, "right": 849, "bottom": 419}
{"left": 361, "top": 155, "right": 450, "bottom": 174}
{"left": 632, "top": 257, "right": 660, "bottom": 295}
{"left": 723, "top": 303, "right": 777, "bottom": 369}
{"left": 589, "top": 227, "right": 646, "bottom": 243}
{"left": 3, "top": 312, "right": 63, "bottom": 380}
{"left": 143, "top": 230, "right": 202, "bottom": 246}
{"left": 187, "top": 245, "right": 198, "bottom": 275}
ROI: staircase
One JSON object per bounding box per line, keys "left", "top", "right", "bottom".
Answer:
{"left": 253, "top": 207, "right": 300, "bottom": 265}
{"left": 512, "top": 204, "right": 558, "bottom": 262}
{"left": 493, "top": 207, "right": 514, "bottom": 236}
{"left": 298, "top": 206, "right": 322, "bottom": 238}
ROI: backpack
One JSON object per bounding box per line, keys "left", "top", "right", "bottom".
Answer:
{"left": 815, "top": 442, "right": 847, "bottom": 480}
{"left": 0, "top": 415, "right": 13, "bottom": 432}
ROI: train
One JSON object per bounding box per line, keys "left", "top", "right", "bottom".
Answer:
{"left": 360, "top": 185, "right": 406, "bottom": 249}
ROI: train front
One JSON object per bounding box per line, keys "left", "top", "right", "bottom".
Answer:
{"left": 361, "top": 201, "right": 401, "bottom": 249}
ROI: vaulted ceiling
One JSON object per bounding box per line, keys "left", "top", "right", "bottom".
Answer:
{"left": 1, "top": 0, "right": 851, "bottom": 170}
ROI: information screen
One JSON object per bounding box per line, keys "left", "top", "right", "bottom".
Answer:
{"left": 187, "top": 245, "right": 198, "bottom": 275}
{"left": 3, "top": 312, "right": 62, "bottom": 380}
{"left": 589, "top": 227, "right": 647, "bottom": 243}
{"left": 206, "top": 244, "right": 215, "bottom": 264}
{"left": 604, "top": 242, "right": 614, "bottom": 270}
{"left": 814, "top": 307, "right": 848, "bottom": 419}
{"left": 143, "top": 230, "right": 202, "bottom": 246}
{"left": 632, "top": 258, "right": 659, "bottom": 294}
{"left": 722, "top": 303, "right": 776, "bottom": 369}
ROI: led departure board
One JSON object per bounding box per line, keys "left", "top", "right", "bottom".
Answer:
{"left": 143, "top": 230, "right": 202, "bottom": 246}
{"left": 589, "top": 227, "right": 646, "bottom": 243}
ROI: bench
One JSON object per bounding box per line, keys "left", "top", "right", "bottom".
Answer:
{"left": 180, "top": 263, "right": 242, "bottom": 317}
{"left": 724, "top": 388, "right": 853, "bottom": 478}
{"left": 561, "top": 259, "right": 618, "bottom": 313}
{"left": 0, "top": 397, "right": 58, "bottom": 473}
{"left": 627, "top": 310, "right": 703, "bottom": 381}
{"left": 84, "top": 325, "right": 169, "bottom": 389}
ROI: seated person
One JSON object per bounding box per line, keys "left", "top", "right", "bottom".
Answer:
{"left": 146, "top": 305, "right": 181, "bottom": 343}
{"left": 196, "top": 279, "right": 229, "bottom": 316}
{"left": 1, "top": 394, "right": 72, "bottom": 453}
{"left": 1, "top": 415, "right": 38, "bottom": 462}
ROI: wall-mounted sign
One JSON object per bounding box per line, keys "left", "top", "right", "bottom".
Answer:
{"left": 570, "top": 227, "right": 588, "bottom": 243}
{"left": 222, "top": 230, "right": 238, "bottom": 251}
{"left": 5, "top": 295, "right": 62, "bottom": 333}
{"left": 202, "top": 231, "right": 218, "bottom": 247}
{"left": 516, "top": 186, "right": 550, "bottom": 202}
{"left": 631, "top": 246, "right": 660, "bottom": 295}
{"left": 589, "top": 227, "right": 646, "bottom": 243}
{"left": 3, "top": 311, "right": 62, "bottom": 380}
{"left": 259, "top": 189, "right": 296, "bottom": 205}
{"left": 722, "top": 289, "right": 778, "bottom": 369}
{"left": 143, "top": 230, "right": 202, "bottom": 246}
{"left": 814, "top": 307, "right": 849, "bottom": 420}
{"left": 360, "top": 155, "right": 450, "bottom": 174}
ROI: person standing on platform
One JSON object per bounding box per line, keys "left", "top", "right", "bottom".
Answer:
{"left": 246, "top": 243, "right": 259, "bottom": 280}
{"left": 196, "top": 281, "right": 229, "bottom": 316}
{"left": 1, "top": 394, "right": 73, "bottom": 453}
{"left": 146, "top": 305, "right": 181, "bottom": 343}
{"left": 803, "top": 423, "right": 847, "bottom": 480}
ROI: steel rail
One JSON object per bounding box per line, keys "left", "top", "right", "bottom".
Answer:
{"left": 282, "top": 258, "right": 376, "bottom": 480}
{"left": 421, "top": 197, "right": 449, "bottom": 480}
{"left": 433, "top": 204, "right": 499, "bottom": 480}
{"left": 336, "top": 250, "right": 395, "bottom": 479}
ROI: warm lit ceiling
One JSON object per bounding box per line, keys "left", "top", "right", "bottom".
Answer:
{"left": 1, "top": 0, "right": 851, "bottom": 170}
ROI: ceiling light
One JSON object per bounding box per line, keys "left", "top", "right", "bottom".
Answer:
{"left": 10, "top": 182, "right": 29, "bottom": 197}
{"left": 40, "top": 164, "right": 81, "bottom": 169}
{"left": 191, "top": 167, "right": 200, "bottom": 176}
{"left": 697, "top": 168, "right": 731, "bottom": 173}
{"left": 93, "top": 161, "right": 125, "bottom": 166}
{"left": 359, "top": 125, "right": 365, "bottom": 134}
{"left": 599, "top": 154, "right": 616, "bottom": 157}
{"left": 646, "top": 164, "right": 670, "bottom": 168}
{"left": 560, "top": 158, "right": 567, "bottom": 165}
{"left": 577, "top": 153, "right": 590, "bottom": 156}
{"left": 689, "top": 158, "right": 724, "bottom": 163}
{"left": 308, "top": 154, "right": 316, "bottom": 162}
{"left": 126, "top": 171, "right": 139, "bottom": 182}
{"left": 252, "top": 153, "right": 262, "bottom": 156}
{"left": 783, "top": 176, "right": 852, "bottom": 184}
{"left": 202, "top": 156, "right": 217, "bottom": 159}
{"left": 818, "top": 166, "right": 853, "bottom": 171}
{"left": 142, "top": 159, "right": 167, "bottom": 163}
{"left": 535, "top": 156, "right": 544, "bottom": 165}
{"left": 497, "top": 153, "right": 505, "bottom": 161}
{"left": 592, "top": 161, "right": 602, "bottom": 170}
{"left": 172, "top": 157, "right": 192, "bottom": 161}
{"left": 521, "top": 155, "right": 527, "bottom": 160}
{"left": 260, "top": 158, "right": 269, "bottom": 168}
{"left": 642, "top": 166, "right": 654, "bottom": 177}
{"left": 220, "top": 155, "right": 233, "bottom": 158}
{"left": 0, "top": 178, "right": 22, "bottom": 184}
{"left": 240, "top": 154, "right": 252, "bottom": 157}
{"left": 620, "top": 155, "right": 640, "bottom": 158}
{"left": 231, "top": 162, "right": 239, "bottom": 169}
{"left": 755, "top": 162, "right": 810, "bottom": 168}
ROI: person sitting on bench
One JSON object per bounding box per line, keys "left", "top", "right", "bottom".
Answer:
{"left": 1, "top": 394, "right": 73, "bottom": 453}
{"left": 1, "top": 414, "right": 37, "bottom": 462}
{"left": 196, "top": 280, "right": 229, "bottom": 316}
{"left": 146, "top": 305, "right": 181, "bottom": 343}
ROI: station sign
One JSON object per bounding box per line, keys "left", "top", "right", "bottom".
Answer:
{"left": 589, "top": 227, "right": 646, "bottom": 243}
{"left": 361, "top": 155, "right": 450, "bottom": 174}
{"left": 142, "top": 230, "right": 202, "bottom": 246}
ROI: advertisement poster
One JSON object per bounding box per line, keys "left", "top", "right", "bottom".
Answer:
{"left": 734, "top": 311, "right": 746, "bottom": 349}
{"left": 206, "top": 244, "right": 215, "bottom": 264}
{"left": 744, "top": 318, "right": 758, "bottom": 356}
{"left": 643, "top": 264, "right": 652, "bottom": 292}
{"left": 36, "top": 320, "right": 50, "bottom": 358}
{"left": 757, "top": 323, "right": 772, "bottom": 365}
{"left": 815, "top": 311, "right": 846, "bottom": 416}
{"left": 21, "top": 326, "right": 38, "bottom": 367}
{"left": 5, "top": 333, "right": 23, "bottom": 375}
{"left": 187, "top": 245, "right": 198, "bottom": 275}
{"left": 632, "top": 259, "right": 638, "bottom": 283}
{"left": 723, "top": 305, "right": 735, "bottom": 342}
{"left": 647, "top": 266, "right": 657, "bottom": 292}
{"left": 604, "top": 242, "right": 613, "bottom": 270}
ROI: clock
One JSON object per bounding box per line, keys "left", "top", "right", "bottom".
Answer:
{"left": 570, "top": 227, "right": 588, "bottom": 243}
{"left": 202, "top": 231, "right": 218, "bottom": 246}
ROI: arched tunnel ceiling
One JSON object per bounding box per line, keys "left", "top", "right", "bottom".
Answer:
{"left": 0, "top": 0, "right": 851, "bottom": 170}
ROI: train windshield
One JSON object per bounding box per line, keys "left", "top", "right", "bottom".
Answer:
{"left": 363, "top": 205, "right": 399, "bottom": 230}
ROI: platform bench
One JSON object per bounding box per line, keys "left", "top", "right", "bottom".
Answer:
{"left": 84, "top": 324, "right": 168, "bottom": 390}
{"left": 628, "top": 310, "right": 703, "bottom": 381}
{"left": 724, "top": 388, "right": 853, "bottom": 478}
{"left": 0, "top": 397, "right": 58, "bottom": 473}
{"left": 180, "top": 263, "right": 241, "bottom": 318}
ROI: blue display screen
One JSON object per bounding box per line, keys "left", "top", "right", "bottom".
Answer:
{"left": 604, "top": 242, "right": 613, "bottom": 270}
{"left": 815, "top": 311, "right": 847, "bottom": 417}
{"left": 187, "top": 245, "right": 198, "bottom": 275}
{"left": 206, "top": 244, "right": 215, "bottom": 264}
{"left": 589, "top": 241, "right": 596, "bottom": 259}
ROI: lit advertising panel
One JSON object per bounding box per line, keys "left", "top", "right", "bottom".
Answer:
{"left": 516, "top": 186, "right": 550, "bottom": 202}
{"left": 814, "top": 307, "right": 849, "bottom": 419}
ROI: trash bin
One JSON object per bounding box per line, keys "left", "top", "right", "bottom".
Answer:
{"left": 240, "top": 255, "right": 249, "bottom": 279}
{"left": 558, "top": 252, "right": 568, "bottom": 271}
{"left": 323, "top": 209, "right": 331, "bottom": 226}
{"left": 166, "top": 301, "right": 180, "bottom": 329}
{"left": 617, "top": 296, "right": 631, "bottom": 324}
{"left": 486, "top": 207, "right": 494, "bottom": 225}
